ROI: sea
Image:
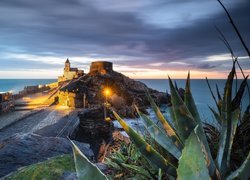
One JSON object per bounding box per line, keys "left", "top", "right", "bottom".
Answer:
{"left": 0, "top": 79, "right": 249, "bottom": 123}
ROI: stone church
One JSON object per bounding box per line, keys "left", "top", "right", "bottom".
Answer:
{"left": 58, "top": 59, "right": 84, "bottom": 82}
{"left": 57, "top": 61, "right": 114, "bottom": 108}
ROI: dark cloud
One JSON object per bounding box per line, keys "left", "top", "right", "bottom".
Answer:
{"left": 197, "top": 64, "right": 216, "bottom": 70}
{"left": 0, "top": 0, "right": 249, "bottom": 75}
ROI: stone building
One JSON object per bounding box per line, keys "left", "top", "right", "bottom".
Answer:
{"left": 57, "top": 61, "right": 113, "bottom": 108}
{"left": 58, "top": 59, "right": 84, "bottom": 82}
{"left": 89, "top": 61, "right": 113, "bottom": 75}
{"left": 58, "top": 80, "right": 88, "bottom": 108}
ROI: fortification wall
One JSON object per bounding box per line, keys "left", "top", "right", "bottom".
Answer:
{"left": 89, "top": 61, "right": 113, "bottom": 75}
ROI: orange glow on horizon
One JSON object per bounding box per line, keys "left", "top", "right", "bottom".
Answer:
{"left": 121, "top": 70, "right": 250, "bottom": 79}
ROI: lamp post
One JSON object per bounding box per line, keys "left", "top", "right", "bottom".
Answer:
{"left": 103, "top": 88, "right": 110, "bottom": 121}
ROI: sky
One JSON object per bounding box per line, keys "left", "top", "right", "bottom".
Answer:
{"left": 0, "top": 0, "right": 249, "bottom": 79}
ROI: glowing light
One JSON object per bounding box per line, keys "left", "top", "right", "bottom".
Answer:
{"left": 104, "top": 88, "right": 111, "bottom": 96}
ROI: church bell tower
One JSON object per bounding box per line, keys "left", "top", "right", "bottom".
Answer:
{"left": 64, "top": 58, "right": 70, "bottom": 72}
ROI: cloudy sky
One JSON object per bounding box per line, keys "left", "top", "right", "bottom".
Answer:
{"left": 0, "top": 0, "right": 249, "bottom": 79}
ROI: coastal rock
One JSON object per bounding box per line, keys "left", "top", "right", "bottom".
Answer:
{"left": 0, "top": 133, "right": 93, "bottom": 177}
{"left": 72, "top": 108, "right": 114, "bottom": 159}
{"left": 61, "top": 71, "right": 170, "bottom": 118}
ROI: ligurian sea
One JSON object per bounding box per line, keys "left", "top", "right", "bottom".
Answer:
{"left": 0, "top": 79, "right": 249, "bottom": 123}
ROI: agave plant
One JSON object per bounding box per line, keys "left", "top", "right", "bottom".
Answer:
{"left": 69, "top": 139, "right": 108, "bottom": 180}
{"left": 105, "top": 142, "right": 159, "bottom": 179}
{"left": 112, "top": 62, "right": 250, "bottom": 179}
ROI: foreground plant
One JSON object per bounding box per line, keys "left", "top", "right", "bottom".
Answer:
{"left": 70, "top": 139, "right": 108, "bottom": 180}
{"left": 69, "top": 63, "right": 249, "bottom": 179}
{"left": 112, "top": 62, "right": 250, "bottom": 179}
{"left": 105, "top": 142, "right": 159, "bottom": 179}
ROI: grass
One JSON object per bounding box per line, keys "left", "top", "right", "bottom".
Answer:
{"left": 5, "top": 154, "right": 75, "bottom": 180}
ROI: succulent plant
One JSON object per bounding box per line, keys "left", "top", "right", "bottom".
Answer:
{"left": 112, "top": 62, "right": 250, "bottom": 179}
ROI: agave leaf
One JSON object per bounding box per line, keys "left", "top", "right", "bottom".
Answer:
{"left": 216, "top": 63, "right": 235, "bottom": 175}
{"left": 216, "top": 84, "right": 222, "bottom": 114}
{"left": 105, "top": 158, "right": 121, "bottom": 170}
{"left": 242, "top": 105, "right": 250, "bottom": 123}
{"left": 208, "top": 106, "right": 222, "bottom": 125}
{"left": 206, "top": 78, "right": 221, "bottom": 113}
{"left": 169, "top": 77, "right": 196, "bottom": 142}
{"left": 135, "top": 106, "right": 181, "bottom": 159}
{"left": 174, "top": 81, "right": 179, "bottom": 91}
{"left": 109, "top": 154, "right": 125, "bottom": 165}
{"left": 120, "top": 163, "right": 153, "bottom": 179}
{"left": 158, "top": 168, "right": 163, "bottom": 180}
{"left": 69, "top": 139, "right": 108, "bottom": 180}
{"left": 177, "top": 128, "right": 210, "bottom": 180}
{"left": 173, "top": 75, "right": 217, "bottom": 177}
{"left": 194, "top": 124, "right": 219, "bottom": 177}
{"left": 231, "top": 76, "right": 248, "bottom": 111}
{"left": 226, "top": 152, "right": 250, "bottom": 180}
{"left": 146, "top": 93, "right": 183, "bottom": 147}
{"left": 184, "top": 72, "right": 201, "bottom": 123}
{"left": 227, "top": 108, "right": 240, "bottom": 167}
{"left": 112, "top": 110, "right": 177, "bottom": 177}
{"left": 216, "top": 84, "right": 222, "bottom": 101}
{"left": 169, "top": 106, "right": 176, "bottom": 123}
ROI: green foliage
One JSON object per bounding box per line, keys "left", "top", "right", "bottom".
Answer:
{"left": 226, "top": 152, "right": 250, "bottom": 180}
{"left": 135, "top": 105, "right": 181, "bottom": 159}
{"left": 177, "top": 127, "right": 210, "bottom": 180}
{"left": 105, "top": 143, "right": 158, "bottom": 179}
{"left": 70, "top": 140, "right": 108, "bottom": 180}
{"left": 111, "top": 64, "right": 250, "bottom": 179}
{"left": 169, "top": 77, "right": 196, "bottom": 142}
{"left": 146, "top": 92, "right": 183, "bottom": 148}
{"left": 5, "top": 155, "right": 75, "bottom": 180}
{"left": 112, "top": 111, "right": 177, "bottom": 177}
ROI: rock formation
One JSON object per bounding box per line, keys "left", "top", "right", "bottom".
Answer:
{"left": 59, "top": 70, "right": 170, "bottom": 118}
{"left": 0, "top": 133, "right": 93, "bottom": 178}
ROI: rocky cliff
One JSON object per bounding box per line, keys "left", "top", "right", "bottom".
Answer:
{"left": 61, "top": 70, "right": 170, "bottom": 118}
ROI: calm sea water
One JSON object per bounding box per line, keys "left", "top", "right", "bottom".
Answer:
{"left": 139, "top": 79, "right": 250, "bottom": 123}
{"left": 0, "top": 78, "right": 249, "bottom": 122}
{"left": 0, "top": 79, "right": 56, "bottom": 93}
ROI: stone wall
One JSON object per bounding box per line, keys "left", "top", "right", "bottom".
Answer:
{"left": 46, "top": 82, "right": 58, "bottom": 89}
{"left": 89, "top": 61, "right": 113, "bottom": 75}
{"left": 58, "top": 91, "right": 83, "bottom": 108}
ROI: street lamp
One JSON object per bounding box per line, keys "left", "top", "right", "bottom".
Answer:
{"left": 103, "top": 88, "right": 111, "bottom": 121}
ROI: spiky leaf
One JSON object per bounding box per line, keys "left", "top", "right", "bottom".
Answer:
{"left": 120, "top": 163, "right": 153, "bottom": 179}
{"left": 194, "top": 124, "right": 219, "bottom": 177}
{"left": 242, "top": 105, "right": 250, "bottom": 123}
{"left": 169, "top": 77, "right": 196, "bottom": 142}
{"left": 226, "top": 152, "right": 250, "bottom": 180}
{"left": 136, "top": 106, "right": 181, "bottom": 159}
{"left": 70, "top": 140, "right": 108, "bottom": 180}
{"left": 146, "top": 93, "right": 183, "bottom": 147}
{"left": 177, "top": 129, "right": 210, "bottom": 180}
{"left": 184, "top": 72, "right": 201, "bottom": 123}
{"left": 216, "top": 64, "right": 235, "bottom": 175}
{"left": 216, "top": 84, "right": 222, "bottom": 114}
{"left": 209, "top": 106, "right": 222, "bottom": 125}
{"left": 174, "top": 75, "right": 217, "bottom": 176}
{"left": 112, "top": 110, "right": 177, "bottom": 177}
{"left": 227, "top": 108, "right": 240, "bottom": 167}
{"left": 231, "top": 76, "right": 248, "bottom": 111}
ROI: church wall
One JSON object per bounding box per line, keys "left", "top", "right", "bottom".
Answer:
{"left": 58, "top": 91, "right": 83, "bottom": 108}
{"left": 64, "top": 71, "right": 77, "bottom": 80}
